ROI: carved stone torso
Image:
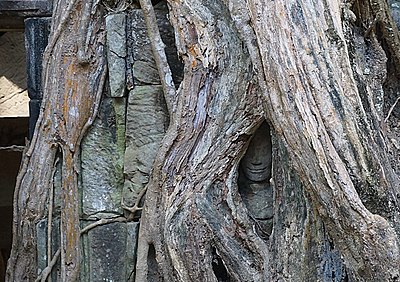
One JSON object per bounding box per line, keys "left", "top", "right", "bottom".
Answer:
{"left": 238, "top": 122, "right": 273, "bottom": 237}
{"left": 239, "top": 179, "right": 273, "bottom": 220}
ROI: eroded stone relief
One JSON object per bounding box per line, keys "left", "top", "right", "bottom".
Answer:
{"left": 239, "top": 121, "right": 273, "bottom": 238}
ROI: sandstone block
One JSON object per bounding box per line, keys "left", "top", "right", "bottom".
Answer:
{"left": 106, "top": 13, "right": 126, "bottom": 98}
{"left": 81, "top": 98, "right": 125, "bottom": 216}
{"left": 123, "top": 85, "right": 168, "bottom": 207}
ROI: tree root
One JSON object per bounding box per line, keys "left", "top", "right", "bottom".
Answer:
{"left": 35, "top": 249, "right": 61, "bottom": 282}
{"left": 139, "top": 0, "right": 176, "bottom": 115}
{"left": 384, "top": 96, "right": 400, "bottom": 123}
{"left": 80, "top": 216, "right": 127, "bottom": 234}
{"left": 0, "top": 145, "right": 25, "bottom": 152}
{"left": 121, "top": 187, "right": 147, "bottom": 215}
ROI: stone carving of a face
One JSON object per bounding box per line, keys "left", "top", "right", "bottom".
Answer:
{"left": 240, "top": 122, "right": 272, "bottom": 182}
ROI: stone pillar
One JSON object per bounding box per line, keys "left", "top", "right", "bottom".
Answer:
{"left": 24, "top": 17, "right": 50, "bottom": 139}
{"left": 80, "top": 98, "right": 125, "bottom": 217}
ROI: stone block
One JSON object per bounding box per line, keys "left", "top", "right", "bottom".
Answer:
{"left": 133, "top": 60, "right": 160, "bottom": 85}
{"left": 126, "top": 222, "right": 139, "bottom": 281}
{"left": 81, "top": 98, "right": 125, "bottom": 216}
{"left": 128, "top": 9, "right": 183, "bottom": 86}
{"left": 24, "top": 17, "right": 51, "bottom": 100}
{"left": 87, "top": 222, "right": 128, "bottom": 281}
{"left": 28, "top": 99, "right": 41, "bottom": 140}
{"left": 106, "top": 13, "right": 126, "bottom": 98}
{"left": 123, "top": 86, "right": 168, "bottom": 207}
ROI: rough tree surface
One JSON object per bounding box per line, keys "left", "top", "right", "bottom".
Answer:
{"left": 6, "top": 0, "right": 400, "bottom": 281}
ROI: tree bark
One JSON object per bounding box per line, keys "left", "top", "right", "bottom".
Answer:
{"left": 136, "top": 0, "right": 400, "bottom": 281}
{"left": 6, "top": 0, "right": 106, "bottom": 281}
{"left": 248, "top": 0, "right": 400, "bottom": 279}
{"left": 6, "top": 0, "right": 400, "bottom": 281}
{"left": 135, "top": 1, "right": 267, "bottom": 281}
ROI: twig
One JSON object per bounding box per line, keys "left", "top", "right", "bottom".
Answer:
{"left": 364, "top": 16, "right": 378, "bottom": 38}
{"left": 384, "top": 96, "right": 400, "bottom": 123}
{"left": 121, "top": 186, "right": 147, "bottom": 214}
{"left": 139, "top": 0, "right": 176, "bottom": 115}
{"left": 80, "top": 216, "right": 126, "bottom": 234}
{"left": 102, "top": 0, "right": 128, "bottom": 12}
{"left": 0, "top": 145, "right": 25, "bottom": 152}
{"left": 35, "top": 249, "right": 61, "bottom": 282}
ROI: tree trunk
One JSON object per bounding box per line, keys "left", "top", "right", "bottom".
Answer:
{"left": 249, "top": 0, "right": 400, "bottom": 279}
{"left": 6, "top": 0, "right": 106, "bottom": 281}
{"left": 6, "top": 0, "right": 400, "bottom": 281}
{"left": 137, "top": 0, "right": 400, "bottom": 281}
{"left": 135, "top": 1, "right": 266, "bottom": 279}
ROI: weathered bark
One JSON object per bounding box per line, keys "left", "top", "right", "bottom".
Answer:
{"left": 6, "top": 0, "right": 106, "bottom": 280}
{"left": 136, "top": 0, "right": 400, "bottom": 281}
{"left": 6, "top": 0, "right": 400, "bottom": 281}
{"left": 135, "top": 1, "right": 266, "bottom": 281}
{"left": 247, "top": 0, "right": 400, "bottom": 279}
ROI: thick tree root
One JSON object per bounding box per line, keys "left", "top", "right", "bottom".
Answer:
{"left": 138, "top": 0, "right": 176, "bottom": 114}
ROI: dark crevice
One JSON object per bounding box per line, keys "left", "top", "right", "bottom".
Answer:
{"left": 321, "top": 225, "right": 348, "bottom": 282}
{"left": 342, "top": 269, "right": 349, "bottom": 282}
{"left": 212, "top": 247, "right": 231, "bottom": 282}
{"left": 147, "top": 243, "right": 163, "bottom": 282}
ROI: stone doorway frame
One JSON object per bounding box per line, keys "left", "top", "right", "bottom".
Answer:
{"left": 0, "top": 0, "right": 52, "bottom": 139}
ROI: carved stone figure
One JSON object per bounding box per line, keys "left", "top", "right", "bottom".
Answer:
{"left": 239, "top": 122, "right": 273, "bottom": 238}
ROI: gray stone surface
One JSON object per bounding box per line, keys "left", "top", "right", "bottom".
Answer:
{"left": 390, "top": 0, "right": 400, "bottom": 31}
{"left": 24, "top": 17, "right": 51, "bottom": 100}
{"left": 86, "top": 222, "right": 131, "bottom": 281}
{"left": 81, "top": 221, "right": 139, "bottom": 281}
{"left": 36, "top": 219, "right": 47, "bottom": 273}
{"left": 113, "top": 97, "right": 127, "bottom": 168}
{"left": 106, "top": 13, "right": 126, "bottom": 98}
{"left": 123, "top": 86, "right": 168, "bottom": 207}
{"left": 133, "top": 60, "right": 161, "bottom": 85}
{"left": 81, "top": 98, "right": 125, "bottom": 216}
{"left": 126, "top": 222, "right": 139, "bottom": 281}
{"left": 36, "top": 219, "right": 60, "bottom": 280}
{"left": 128, "top": 9, "right": 183, "bottom": 86}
